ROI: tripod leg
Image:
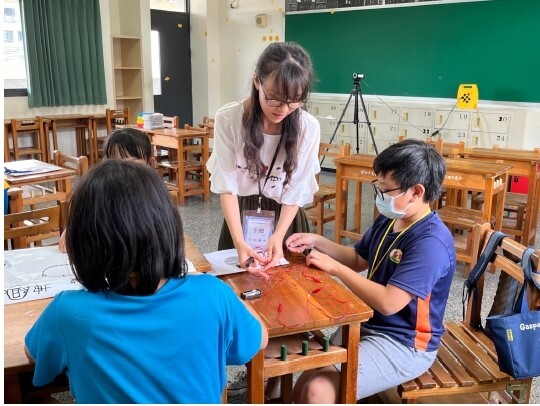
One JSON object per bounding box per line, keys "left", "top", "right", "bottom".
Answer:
{"left": 357, "top": 87, "right": 378, "bottom": 155}
{"left": 321, "top": 91, "right": 354, "bottom": 167}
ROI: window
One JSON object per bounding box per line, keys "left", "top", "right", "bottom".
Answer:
{"left": 4, "top": 7, "right": 16, "bottom": 22}
{"left": 4, "top": 31, "right": 14, "bottom": 42}
{"left": 151, "top": 30, "right": 162, "bottom": 95}
{"left": 4, "top": 0, "right": 27, "bottom": 95}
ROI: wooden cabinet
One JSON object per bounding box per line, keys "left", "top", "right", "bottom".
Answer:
{"left": 111, "top": 36, "right": 143, "bottom": 123}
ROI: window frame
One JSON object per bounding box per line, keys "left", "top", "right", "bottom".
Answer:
{"left": 4, "top": 1, "right": 28, "bottom": 97}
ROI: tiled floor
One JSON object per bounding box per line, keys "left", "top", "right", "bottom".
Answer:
{"left": 178, "top": 171, "right": 540, "bottom": 404}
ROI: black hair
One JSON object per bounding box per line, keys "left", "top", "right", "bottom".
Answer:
{"left": 104, "top": 127, "right": 152, "bottom": 164}
{"left": 243, "top": 42, "right": 313, "bottom": 185}
{"left": 373, "top": 139, "right": 446, "bottom": 203}
{"left": 65, "top": 160, "right": 187, "bottom": 295}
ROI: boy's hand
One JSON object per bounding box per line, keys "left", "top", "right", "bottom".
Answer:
{"left": 306, "top": 250, "right": 340, "bottom": 277}
{"left": 286, "top": 233, "right": 317, "bottom": 253}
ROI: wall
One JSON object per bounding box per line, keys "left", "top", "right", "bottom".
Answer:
{"left": 190, "top": 0, "right": 286, "bottom": 122}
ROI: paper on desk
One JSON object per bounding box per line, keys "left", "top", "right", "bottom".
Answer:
{"left": 4, "top": 159, "right": 62, "bottom": 176}
{"left": 203, "top": 248, "right": 288, "bottom": 277}
{"left": 4, "top": 246, "right": 198, "bottom": 304}
{"left": 4, "top": 246, "right": 81, "bottom": 304}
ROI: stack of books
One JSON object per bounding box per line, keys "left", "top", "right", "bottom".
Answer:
{"left": 142, "top": 113, "right": 164, "bottom": 129}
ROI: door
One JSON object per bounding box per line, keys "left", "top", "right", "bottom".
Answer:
{"left": 151, "top": 10, "right": 192, "bottom": 125}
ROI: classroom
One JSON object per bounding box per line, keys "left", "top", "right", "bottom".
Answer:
{"left": 4, "top": 0, "right": 540, "bottom": 403}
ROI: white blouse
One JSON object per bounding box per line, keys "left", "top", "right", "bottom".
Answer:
{"left": 206, "top": 100, "right": 320, "bottom": 206}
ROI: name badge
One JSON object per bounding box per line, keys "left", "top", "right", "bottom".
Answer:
{"left": 242, "top": 210, "right": 275, "bottom": 254}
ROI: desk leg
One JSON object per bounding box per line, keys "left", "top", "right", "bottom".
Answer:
{"left": 4, "top": 373, "right": 23, "bottom": 404}
{"left": 4, "top": 122, "right": 11, "bottom": 162}
{"left": 335, "top": 165, "right": 346, "bottom": 243}
{"left": 247, "top": 350, "right": 265, "bottom": 404}
{"left": 202, "top": 136, "right": 210, "bottom": 202}
{"left": 339, "top": 322, "right": 360, "bottom": 404}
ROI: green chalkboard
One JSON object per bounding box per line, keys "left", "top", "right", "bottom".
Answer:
{"left": 285, "top": 0, "right": 540, "bottom": 102}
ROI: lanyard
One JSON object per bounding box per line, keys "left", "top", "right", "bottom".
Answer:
{"left": 256, "top": 135, "right": 284, "bottom": 212}
{"left": 368, "top": 209, "right": 432, "bottom": 280}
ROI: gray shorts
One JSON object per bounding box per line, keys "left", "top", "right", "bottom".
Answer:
{"left": 332, "top": 326, "right": 437, "bottom": 399}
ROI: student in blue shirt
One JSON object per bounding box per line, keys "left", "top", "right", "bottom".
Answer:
{"left": 26, "top": 160, "right": 268, "bottom": 403}
{"left": 286, "top": 139, "right": 456, "bottom": 402}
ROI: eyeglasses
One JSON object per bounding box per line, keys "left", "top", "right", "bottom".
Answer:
{"left": 258, "top": 80, "right": 306, "bottom": 109}
{"left": 371, "top": 180, "right": 403, "bottom": 201}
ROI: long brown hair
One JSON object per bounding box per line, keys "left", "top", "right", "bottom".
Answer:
{"left": 242, "top": 42, "right": 313, "bottom": 186}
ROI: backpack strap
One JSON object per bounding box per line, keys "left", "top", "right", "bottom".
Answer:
{"left": 462, "top": 230, "right": 507, "bottom": 325}
{"left": 521, "top": 247, "right": 536, "bottom": 285}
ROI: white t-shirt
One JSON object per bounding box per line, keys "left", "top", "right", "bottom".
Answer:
{"left": 206, "top": 100, "right": 320, "bottom": 206}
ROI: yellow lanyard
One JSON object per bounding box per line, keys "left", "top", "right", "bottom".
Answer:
{"left": 368, "top": 210, "right": 432, "bottom": 280}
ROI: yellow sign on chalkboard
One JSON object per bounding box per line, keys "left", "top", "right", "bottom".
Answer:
{"left": 457, "top": 84, "right": 479, "bottom": 109}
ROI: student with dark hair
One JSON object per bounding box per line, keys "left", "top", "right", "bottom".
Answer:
{"left": 58, "top": 127, "right": 156, "bottom": 252}
{"left": 286, "top": 139, "right": 456, "bottom": 402}
{"left": 104, "top": 127, "right": 155, "bottom": 165}
{"left": 25, "top": 160, "right": 268, "bottom": 403}
{"left": 206, "top": 42, "right": 320, "bottom": 272}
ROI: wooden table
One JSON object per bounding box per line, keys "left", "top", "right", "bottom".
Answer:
{"left": 333, "top": 154, "right": 512, "bottom": 243}
{"left": 3, "top": 235, "right": 210, "bottom": 403}
{"left": 463, "top": 148, "right": 540, "bottom": 245}
{"left": 148, "top": 127, "right": 211, "bottom": 205}
{"left": 38, "top": 114, "right": 98, "bottom": 165}
{"left": 222, "top": 259, "right": 373, "bottom": 403}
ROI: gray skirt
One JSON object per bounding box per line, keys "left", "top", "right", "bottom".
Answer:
{"left": 217, "top": 195, "right": 310, "bottom": 250}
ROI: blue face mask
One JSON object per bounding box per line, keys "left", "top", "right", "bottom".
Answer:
{"left": 375, "top": 190, "right": 411, "bottom": 219}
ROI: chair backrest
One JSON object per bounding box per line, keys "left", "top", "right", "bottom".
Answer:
{"left": 163, "top": 115, "right": 180, "bottom": 129}
{"left": 493, "top": 145, "right": 540, "bottom": 154}
{"left": 53, "top": 150, "right": 89, "bottom": 177}
{"left": 467, "top": 229, "right": 540, "bottom": 325}
{"left": 198, "top": 116, "right": 215, "bottom": 137}
{"left": 4, "top": 205, "right": 62, "bottom": 249}
{"left": 105, "top": 108, "right": 131, "bottom": 134}
{"left": 317, "top": 142, "right": 350, "bottom": 182}
{"left": 183, "top": 123, "right": 206, "bottom": 132}
{"left": 425, "top": 137, "right": 465, "bottom": 157}
{"left": 11, "top": 117, "right": 43, "bottom": 132}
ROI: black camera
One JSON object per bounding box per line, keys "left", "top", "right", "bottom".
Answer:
{"left": 352, "top": 73, "right": 365, "bottom": 81}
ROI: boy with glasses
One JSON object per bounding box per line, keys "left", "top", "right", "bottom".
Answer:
{"left": 286, "top": 139, "right": 456, "bottom": 403}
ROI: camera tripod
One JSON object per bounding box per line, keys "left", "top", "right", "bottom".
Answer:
{"left": 326, "top": 73, "right": 378, "bottom": 158}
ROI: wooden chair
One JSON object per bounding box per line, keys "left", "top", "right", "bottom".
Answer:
{"left": 21, "top": 151, "right": 88, "bottom": 231}
{"left": 4, "top": 205, "right": 62, "bottom": 249}
{"left": 96, "top": 107, "right": 131, "bottom": 158}
{"left": 8, "top": 118, "right": 48, "bottom": 162}
{"left": 394, "top": 229, "right": 538, "bottom": 404}
{"left": 198, "top": 116, "right": 214, "bottom": 156}
{"left": 471, "top": 146, "right": 540, "bottom": 243}
{"left": 53, "top": 150, "right": 89, "bottom": 177}
{"left": 155, "top": 115, "right": 180, "bottom": 178}
{"left": 305, "top": 143, "right": 350, "bottom": 235}
{"left": 154, "top": 125, "right": 209, "bottom": 205}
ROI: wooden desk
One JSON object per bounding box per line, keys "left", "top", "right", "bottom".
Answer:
{"left": 147, "top": 127, "right": 210, "bottom": 205}
{"left": 38, "top": 114, "right": 97, "bottom": 165}
{"left": 222, "top": 259, "right": 373, "bottom": 403}
{"left": 333, "top": 154, "right": 511, "bottom": 243}
{"left": 3, "top": 235, "right": 210, "bottom": 403}
{"left": 463, "top": 148, "right": 540, "bottom": 245}
{"left": 4, "top": 160, "right": 77, "bottom": 221}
